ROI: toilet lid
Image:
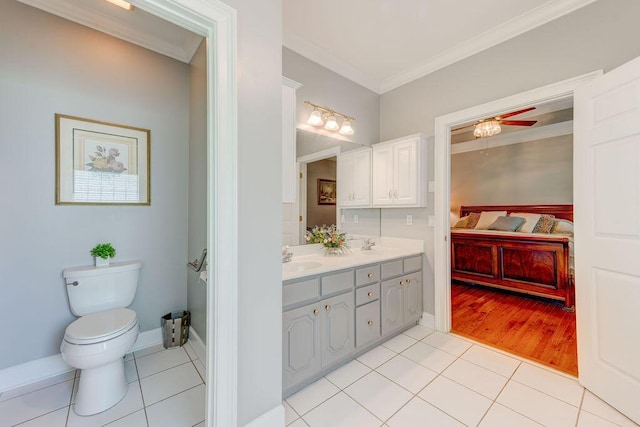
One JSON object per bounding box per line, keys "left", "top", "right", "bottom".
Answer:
{"left": 65, "top": 308, "right": 137, "bottom": 344}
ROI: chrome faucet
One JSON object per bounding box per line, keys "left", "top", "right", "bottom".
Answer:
{"left": 361, "top": 238, "right": 376, "bottom": 251}
{"left": 282, "top": 246, "right": 293, "bottom": 263}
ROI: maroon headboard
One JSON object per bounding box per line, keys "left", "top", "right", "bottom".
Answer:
{"left": 459, "top": 204, "right": 573, "bottom": 221}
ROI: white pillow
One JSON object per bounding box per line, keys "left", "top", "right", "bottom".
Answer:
{"left": 510, "top": 212, "right": 541, "bottom": 233}
{"left": 474, "top": 211, "right": 507, "bottom": 230}
{"left": 553, "top": 219, "right": 574, "bottom": 235}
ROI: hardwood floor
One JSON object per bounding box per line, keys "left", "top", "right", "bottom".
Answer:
{"left": 451, "top": 282, "right": 578, "bottom": 376}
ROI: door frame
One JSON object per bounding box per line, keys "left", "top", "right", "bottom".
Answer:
{"left": 433, "top": 70, "right": 601, "bottom": 333}
{"left": 135, "top": 1, "right": 238, "bottom": 426}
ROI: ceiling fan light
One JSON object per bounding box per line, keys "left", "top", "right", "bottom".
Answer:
{"left": 324, "top": 114, "right": 339, "bottom": 131}
{"left": 474, "top": 120, "right": 501, "bottom": 138}
{"left": 339, "top": 119, "right": 354, "bottom": 136}
{"left": 307, "top": 109, "right": 324, "bottom": 127}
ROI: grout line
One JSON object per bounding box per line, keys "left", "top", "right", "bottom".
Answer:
{"left": 64, "top": 374, "right": 76, "bottom": 426}
{"left": 144, "top": 383, "right": 204, "bottom": 409}
{"left": 137, "top": 359, "right": 193, "bottom": 380}
{"left": 133, "top": 356, "right": 151, "bottom": 427}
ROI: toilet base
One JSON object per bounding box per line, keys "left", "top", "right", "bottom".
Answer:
{"left": 73, "top": 358, "right": 128, "bottom": 416}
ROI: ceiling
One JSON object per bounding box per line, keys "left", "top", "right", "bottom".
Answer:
{"left": 283, "top": 0, "right": 597, "bottom": 94}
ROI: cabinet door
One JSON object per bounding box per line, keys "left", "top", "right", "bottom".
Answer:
{"left": 321, "top": 292, "right": 354, "bottom": 367}
{"left": 283, "top": 303, "right": 321, "bottom": 390}
{"left": 403, "top": 274, "right": 422, "bottom": 325}
{"left": 393, "top": 139, "right": 418, "bottom": 205}
{"left": 372, "top": 145, "right": 394, "bottom": 206}
{"left": 356, "top": 300, "right": 381, "bottom": 348}
{"left": 381, "top": 278, "right": 404, "bottom": 335}
{"left": 351, "top": 149, "right": 371, "bottom": 206}
{"left": 336, "top": 152, "right": 354, "bottom": 206}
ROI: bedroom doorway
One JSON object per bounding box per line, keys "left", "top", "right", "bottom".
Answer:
{"left": 433, "top": 71, "right": 602, "bottom": 375}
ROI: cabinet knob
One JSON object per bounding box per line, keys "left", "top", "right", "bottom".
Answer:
{"left": 399, "top": 280, "right": 404, "bottom": 287}
{"left": 367, "top": 292, "right": 373, "bottom": 298}
{"left": 325, "top": 305, "right": 331, "bottom": 311}
{"left": 313, "top": 309, "right": 319, "bottom": 315}
{"left": 388, "top": 190, "right": 392, "bottom": 198}
{"left": 367, "top": 273, "right": 373, "bottom": 278}
{"left": 368, "top": 321, "right": 374, "bottom": 326}
{"left": 406, "top": 279, "right": 411, "bottom": 286}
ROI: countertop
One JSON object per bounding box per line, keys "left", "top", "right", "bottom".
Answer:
{"left": 282, "top": 237, "right": 424, "bottom": 281}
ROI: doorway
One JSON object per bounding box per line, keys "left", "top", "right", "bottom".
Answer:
{"left": 433, "top": 71, "right": 602, "bottom": 369}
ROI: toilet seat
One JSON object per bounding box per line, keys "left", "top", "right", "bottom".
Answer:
{"left": 65, "top": 308, "right": 137, "bottom": 345}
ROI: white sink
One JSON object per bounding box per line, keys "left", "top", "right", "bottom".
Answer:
{"left": 283, "top": 261, "right": 323, "bottom": 273}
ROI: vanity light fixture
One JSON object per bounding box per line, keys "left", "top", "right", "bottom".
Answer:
{"left": 105, "top": 0, "right": 134, "bottom": 10}
{"left": 473, "top": 119, "right": 501, "bottom": 138}
{"left": 305, "top": 101, "right": 356, "bottom": 136}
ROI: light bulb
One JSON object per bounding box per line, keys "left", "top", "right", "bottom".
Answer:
{"left": 324, "top": 114, "right": 339, "bottom": 131}
{"left": 339, "top": 119, "right": 354, "bottom": 136}
{"left": 473, "top": 120, "right": 501, "bottom": 138}
{"left": 105, "top": 0, "right": 133, "bottom": 10}
{"left": 307, "top": 110, "right": 324, "bottom": 127}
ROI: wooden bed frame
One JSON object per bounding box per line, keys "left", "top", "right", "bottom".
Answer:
{"left": 451, "top": 204, "right": 574, "bottom": 310}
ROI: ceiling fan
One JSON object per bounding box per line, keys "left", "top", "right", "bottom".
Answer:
{"left": 453, "top": 107, "right": 538, "bottom": 138}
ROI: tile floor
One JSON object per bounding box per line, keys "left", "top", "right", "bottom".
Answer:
{"left": 0, "top": 342, "right": 205, "bottom": 427}
{"left": 284, "top": 325, "right": 639, "bottom": 427}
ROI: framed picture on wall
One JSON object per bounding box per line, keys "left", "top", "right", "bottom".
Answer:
{"left": 55, "top": 114, "right": 151, "bottom": 205}
{"left": 317, "top": 179, "right": 336, "bottom": 205}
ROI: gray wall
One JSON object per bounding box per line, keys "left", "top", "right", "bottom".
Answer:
{"left": 307, "top": 159, "right": 337, "bottom": 228}
{"left": 379, "top": 0, "right": 640, "bottom": 316}
{"left": 451, "top": 136, "right": 573, "bottom": 218}
{"left": 224, "top": 0, "right": 284, "bottom": 424}
{"left": 187, "top": 41, "right": 207, "bottom": 341}
{"left": 283, "top": 47, "right": 380, "bottom": 146}
{"left": 0, "top": 1, "right": 189, "bottom": 369}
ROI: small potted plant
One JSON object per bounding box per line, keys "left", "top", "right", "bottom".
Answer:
{"left": 90, "top": 243, "right": 116, "bottom": 267}
{"left": 306, "top": 225, "right": 349, "bottom": 255}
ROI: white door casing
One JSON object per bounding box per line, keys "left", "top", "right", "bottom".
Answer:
{"left": 574, "top": 55, "right": 640, "bottom": 424}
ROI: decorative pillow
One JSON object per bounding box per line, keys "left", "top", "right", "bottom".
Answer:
{"left": 466, "top": 212, "right": 481, "bottom": 229}
{"left": 487, "top": 216, "right": 526, "bottom": 232}
{"left": 533, "top": 214, "right": 556, "bottom": 233}
{"left": 510, "top": 212, "right": 541, "bottom": 233}
{"left": 474, "top": 211, "right": 508, "bottom": 230}
{"left": 453, "top": 216, "right": 469, "bottom": 229}
{"left": 552, "top": 219, "right": 574, "bottom": 235}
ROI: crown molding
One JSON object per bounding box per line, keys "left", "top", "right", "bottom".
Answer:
{"left": 285, "top": 0, "right": 597, "bottom": 95}
{"left": 380, "top": 0, "right": 598, "bottom": 93}
{"left": 283, "top": 31, "right": 383, "bottom": 94}
{"left": 17, "top": 0, "right": 203, "bottom": 63}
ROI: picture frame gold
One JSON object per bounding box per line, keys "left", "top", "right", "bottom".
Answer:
{"left": 317, "top": 178, "right": 336, "bottom": 205}
{"left": 55, "top": 114, "right": 151, "bottom": 205}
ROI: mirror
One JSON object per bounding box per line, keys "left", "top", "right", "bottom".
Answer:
{"left": 282, "top": 129, "right": 381, "bottom": 246}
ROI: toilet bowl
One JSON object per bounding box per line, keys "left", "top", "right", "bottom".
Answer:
{"left": 61, "top": 308, "right": 139, "bottom": 416}
{"left": 61, "top": 260, "right": 142, "bottom": 416}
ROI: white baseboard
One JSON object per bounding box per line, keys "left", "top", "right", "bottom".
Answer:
{"left": 189, "top": 327, "right": 206, "bottom": 363}
{"left": 420, "top": 312, "right": 435, "bottom": 329}
{"left": 244, "top": 404, "right": 284, "bottom": 427}
{"left": 0, "top": 327, "right": 162, "bottom": 393}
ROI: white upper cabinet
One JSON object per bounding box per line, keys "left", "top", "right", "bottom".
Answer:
{"left": 337, "top": 148, "right": 372, "bottom": 208}
{"left": 282, "top": 77, "right": 302, "bottom": 203}
{"left": 372, "top": 134, "right": 427, "bottom": 207}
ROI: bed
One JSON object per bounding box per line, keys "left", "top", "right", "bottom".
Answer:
{"left": 450, "top": 204, "right": 574, "bottom": 311}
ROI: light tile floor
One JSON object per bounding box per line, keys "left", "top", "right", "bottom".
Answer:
{"left": 0, "top": 342, "right": 205, "bottom": 427}
{"left": 284, "top": 326, "right": 639, "bottom": 427}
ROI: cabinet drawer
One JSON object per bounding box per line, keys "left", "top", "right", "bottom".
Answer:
{"left": 381, "top": 260, "right": 403, "bottom": 279}
{"left": 356, "top": 301, "right": 381, "bottom": 348}
{"left": 356, "top": 265, "right": 379, "bottom": 287}
{"left": 356, "top": 283, "right": 379, "bottom": 306}
{"left": 403, "top": 256, "right": 422, "bottom": 273}
{"left": 283, "top": 278, "right": 319, "bottom": 307}
{"left": 321, "top": 270, "right": 354, "bottom": 295}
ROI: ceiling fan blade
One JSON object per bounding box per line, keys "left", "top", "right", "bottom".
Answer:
{"left": 451, "top": 123, "right": 475, "bottom": 132}
{"left": 500, "top": 120, "right": 537, "bottom": 126}
{"left": 498, "top": 107, "right": 536, "bottom": 119}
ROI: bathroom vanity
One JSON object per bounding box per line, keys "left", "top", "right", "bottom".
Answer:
{"left": 282, "top": 240, "right": 424, "bottom": 397}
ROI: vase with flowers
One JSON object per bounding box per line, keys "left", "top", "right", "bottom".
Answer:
{"left": 305, "top": 225, "right": 349, "bottom": 255}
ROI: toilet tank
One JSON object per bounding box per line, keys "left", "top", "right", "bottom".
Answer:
{"left": 63, "top": 260, "right": 142, "bottom": 316}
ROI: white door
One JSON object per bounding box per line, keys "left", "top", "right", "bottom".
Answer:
{"left": 575, "top": 55, "right": 640, "bottom": 424}
{"left": 394, "top": 139, "right": 418, "bottom": 205}
{"left": 352, "top": 149, "right": 371, "bottom": 206}
{"left": 282, "top": 202, "right": 300, "bottom": 246}
{"left": 337, "top": 152, "right": 354, "bottom": 207}
{"left": 372, "top": 145, "right": 394, "bottom": 206}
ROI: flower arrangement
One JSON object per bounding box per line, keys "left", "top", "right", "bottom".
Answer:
{"left": 306, "top": 225, "right": 349, "bottom": 255}
{"left": 86, "top": 145, "right": 127, "bottom": 173}
{"left": 90, "top": 243, "right": 116, "bottom": 260}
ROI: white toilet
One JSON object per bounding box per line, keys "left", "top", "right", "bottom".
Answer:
{"left": 60, "top": 260, "right": 142, "bottom": 416}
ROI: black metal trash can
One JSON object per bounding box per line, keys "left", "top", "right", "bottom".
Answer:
{"left": 161, "top": 310, "right": 190, "bottom": 348}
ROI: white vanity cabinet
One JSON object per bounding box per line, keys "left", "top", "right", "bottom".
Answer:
{"left": 337, "top": 148, "right": 371, "bottom": 207}
{"left": 282, "top": 77, "right": 302, "bottom": 203}
{"left": 381, "top": 257, "right": 423, "bottom": 335}
{"left": 372, "top": 134, "right": 427, "bottom": 207}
